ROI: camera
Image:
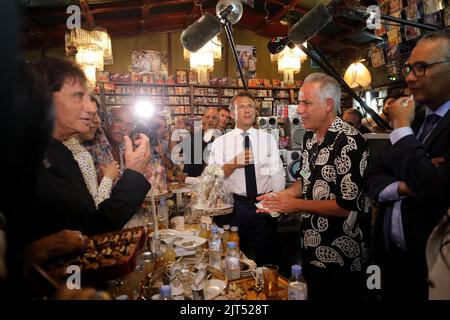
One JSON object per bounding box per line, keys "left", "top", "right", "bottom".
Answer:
{"left": 130, "top": 120, "right": 159, "bottom": 147}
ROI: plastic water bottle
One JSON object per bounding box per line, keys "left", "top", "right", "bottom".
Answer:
{"left": 225, "top": 242, "right": 241, "bottom": 280}
{"left": 160, "top": 285, "right": 172, "bottom": 300}
{"left": 208, "top": 226, "right": 222, "bottom": 269}
{"left": 288, "top": 264, "right": 307, "bottom": 300}
{"left": 158, "top": 198, "right": 169, "bottom": 229}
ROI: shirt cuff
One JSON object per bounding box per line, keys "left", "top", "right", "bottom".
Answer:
{"left": 390, "top": 127, "right": 414, "bottom": 145}
{"left": 378, "top": 181, "right": 403, "bottom": 202}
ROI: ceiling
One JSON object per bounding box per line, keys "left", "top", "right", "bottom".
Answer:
{"left": 21, "top": 0, "right": 382, "bottom": 56}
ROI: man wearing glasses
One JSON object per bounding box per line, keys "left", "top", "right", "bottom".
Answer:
{"left": 100, "top": 106, "right": 137, "bottom": 174}
{"left": 366, "top": 29, "right": 450, "bottom": 300}
{"left": 257, "top": 73, "right": 369, "bottom": 300}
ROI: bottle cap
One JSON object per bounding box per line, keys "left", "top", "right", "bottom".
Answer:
{"left": 223, "top": 224, "right": 231, "bottom": 231}
{"left": 291, "top": 264, "right": 302, "bottom": 275}
{"left": 231, "top": 226, "right": 238, "bottom": 232}
{"left": 227, "top": 241, "right": 237, "bottom": 249}
{"left": 210, "top": 226, "right": 218, "bottom": 234}
{"left": 160, "top": 285, "right": 172, "bottom": 297}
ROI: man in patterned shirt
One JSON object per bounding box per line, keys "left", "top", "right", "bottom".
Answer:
{"left": 257, "top": 73, "right": 369, "bottom": 300}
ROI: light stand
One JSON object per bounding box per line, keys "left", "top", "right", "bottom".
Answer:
{"left": 216, "top": 3, "right": 249, "bottom": 91}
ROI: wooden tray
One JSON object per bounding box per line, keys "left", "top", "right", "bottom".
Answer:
{"left": 228, "top": 275, "right": 288, "bottom": 300}
{"left": 46, "top": 227, "right": 145, "bottom": 286}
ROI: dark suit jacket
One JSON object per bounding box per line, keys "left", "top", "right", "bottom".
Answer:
{"left": 366, "top": 108, "right": 450, "bottom": 269}
{"left": 24, "top": 139, "right": 151, "bottom": 244}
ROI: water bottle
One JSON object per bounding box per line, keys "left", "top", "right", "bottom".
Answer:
{"left": 225, "top": 242, "right": 241, "bottom": 280}
{"left": 221, "top": 225, "right": 230, "bottom": 253}
{"left": 158, "top": 197, "right": 169, "bottom": 229}
{"left": 229, "top": 226, "right": 240, "bottom": 251}
{"left": 208, "top": 226, "right": 222, "bottom": 269}
{"left": 160, "top": 285, "right": 172, "bottom": 300}
{"left": 288, "top": 264, "right": 307, "bottom": 300}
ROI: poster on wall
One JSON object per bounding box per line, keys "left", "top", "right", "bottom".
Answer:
{"left": 131, "top": 50, "right": 168, "bottom": 75}
{"left": 404, "top": 6, "right": 421, "bottom": 40}
{"left": 236, "top": 44, "right": 257, "bottom": 80}
{"left": 423, "top": 0, "right": 444, "bottom": 14}
{"left": 369, "top": 45, "right": 385, "bottom": 68}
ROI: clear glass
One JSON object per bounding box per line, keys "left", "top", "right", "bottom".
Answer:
{"left": 263, "top": 264, "right": 279, "bottom": 299}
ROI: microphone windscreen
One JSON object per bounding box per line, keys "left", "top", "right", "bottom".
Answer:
{"left": 180, "top": 12, "right": 222, "bottom": 53}
{"left": 288, "top": 3, "right": 333, "bottom": 46}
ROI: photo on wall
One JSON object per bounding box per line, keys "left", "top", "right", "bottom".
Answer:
{"left": 131, "top": 50, "right": 168, "bottom": 75}
{"left": 236, "top": 44, "right": 257, "bottom": 80}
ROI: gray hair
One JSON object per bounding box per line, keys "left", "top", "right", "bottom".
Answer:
{"left": 304, "top": 72, "right": 341, "bottom": 114}
{"left": 419, "top": 28, "right": 450, "bottom": 60}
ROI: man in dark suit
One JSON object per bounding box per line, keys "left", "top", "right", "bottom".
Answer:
{"left": 366, "top": 29, "right": 450, "bottom": 300}
{"left": 25, "top": 57, "right": 152, "bottom": 243}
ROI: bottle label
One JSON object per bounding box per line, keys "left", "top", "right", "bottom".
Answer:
{"left": 288, "top": 284, "right": 307, "bottom": 300}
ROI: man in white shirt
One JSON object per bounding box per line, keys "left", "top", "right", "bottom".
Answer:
{"left": 209, "top": 92, "right": 285, "bottom": 265}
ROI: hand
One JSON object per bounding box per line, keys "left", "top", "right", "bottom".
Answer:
{"left": 23, "top": 230, "right": 88, "bottom": 265}
{"left": 100, "top": 161, "right": 120, "bottom": 181}
{"left": 397, "top": 181, "right": 415, "bottom": 197}
{"left": 124, "top": 134, "right": 151, "bottom": 174}
{"left": 389, "top": 96, "right": 416, "bottom": 129}
{"left": 256, "top": 192, "right": 299, "bottom": 213}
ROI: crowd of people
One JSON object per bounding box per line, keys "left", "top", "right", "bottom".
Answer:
{"left": 0, "top": 28, "right": 449, "bottom": 301}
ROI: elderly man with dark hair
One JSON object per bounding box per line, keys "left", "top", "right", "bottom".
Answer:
{"left": 26, "top": 57, "right": 151, "bottom": 242}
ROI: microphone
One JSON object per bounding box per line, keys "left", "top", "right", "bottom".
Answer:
{"left": 288, "top": 3, "right": 333, "bottom": 48}
{"left": 180, "top": 12, "right": 222, "bottom": 53}
{"left": 267, "top": 3, "right": 332, "bottom": 54}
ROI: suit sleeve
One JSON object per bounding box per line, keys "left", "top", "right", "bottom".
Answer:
{"left": 379, "top": 134, "right": 450, "bottom": 204}
{"left": 93, "top": 169, "right": 151, "bottom": 234}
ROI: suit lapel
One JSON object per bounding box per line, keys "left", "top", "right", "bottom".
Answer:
{"left": 424, "top": 108, "right": 450, "bottom": 147}
{"left": 411, "top": 110, "right": 425, "bottom": 135}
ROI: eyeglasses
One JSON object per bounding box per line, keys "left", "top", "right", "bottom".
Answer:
{"left": 402, "top": 60, "right": 450, "bottom": 77}
{"left": 111, "top": 118, "right": 135, "bottom": 129}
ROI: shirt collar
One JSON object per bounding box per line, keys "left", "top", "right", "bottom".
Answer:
{"left": 233, "top": 127, "right": 257, "bottom": 136}
{"left": 425, "top": 100, "right": 450, "bottom": 118}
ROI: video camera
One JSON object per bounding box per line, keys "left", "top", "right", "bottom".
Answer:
{"left": 130, "top": 120, "right": 159, "bottom": 148}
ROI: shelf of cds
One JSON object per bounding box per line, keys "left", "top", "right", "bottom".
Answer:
{"left": 96, "top": 82, "right": 299, "bottom": 118}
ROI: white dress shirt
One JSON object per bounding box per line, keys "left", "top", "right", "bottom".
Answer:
{"left": 209, "top": 127, "right": 285, "bottom": 196}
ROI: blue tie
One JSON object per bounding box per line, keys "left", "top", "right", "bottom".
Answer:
{"left": 418, "top": 114, "right": 440, "bottom": 142}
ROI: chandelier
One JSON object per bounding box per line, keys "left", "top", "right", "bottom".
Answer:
{"left": 65, "top": 27, "right": 112, "bottom": 86}
{"left": 270, "top": 44, "right": 307, "bottom": 85}
{"left": 343, "top": 61, "right": 372, "bottom": 90}
{"left": 184, "top": 36, "right": 222, "bottom": 85}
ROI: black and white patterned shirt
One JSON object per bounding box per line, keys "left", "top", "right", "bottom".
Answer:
{"left": 296, "top": 117, "right": 369, "bottom": 272}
